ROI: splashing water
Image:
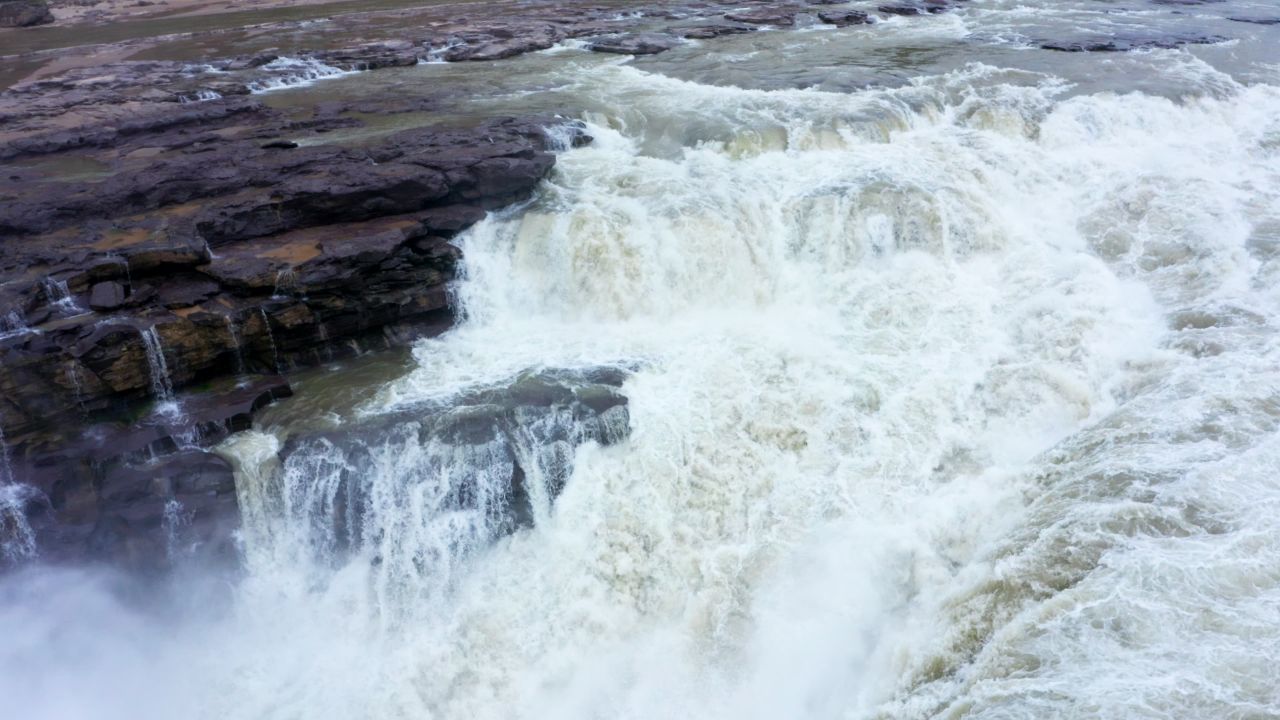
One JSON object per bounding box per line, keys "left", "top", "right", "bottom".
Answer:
{"left": 3, "top": 6, "right": 1280, "bottom": 720}
{"left": 248, "top": 57, "right": 355, "bottom": 93}
{"left": 232, "top": 60, "right": 1279, "bottom": 719}
{"left": 140, "top": 326, "right": 180, "bottom": 418}
{"left": 40, "top": 276, "right": 84, "bottom": 316}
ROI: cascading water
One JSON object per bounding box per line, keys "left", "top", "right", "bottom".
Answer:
{"left": 40, "top": 276, "right": 84, "bottom": 316}
{"left": 2, "top": 3, "right": 1279, "bottom": 719}
{"left": 0, "top": 426, "right": 36, "bottom": 564}
{"left": 139, "top": 326, "right": 181, "bottom": 420}
{"left": 224, "top": 316, "right": 247, "bottom": 377}
{"left": 247, "top": 56, "right": 354, "bottom": 93}
{"left": 227, "top": 368, "right": 631, "bottom": 623}
{"left": 257, "top": 308, "right": 283, "bottom": 373}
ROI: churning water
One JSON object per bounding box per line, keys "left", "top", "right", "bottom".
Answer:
{"left": 3, "top": 1, "right": 1280, "bottom": 718}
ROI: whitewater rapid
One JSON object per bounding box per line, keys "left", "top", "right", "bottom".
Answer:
{"left": 4, "top": 7, "right": 1280, "bottom": 720}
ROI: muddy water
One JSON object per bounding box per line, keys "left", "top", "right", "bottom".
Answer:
{"left": 4, "top": 1, "right": 1280, "bottom": 719}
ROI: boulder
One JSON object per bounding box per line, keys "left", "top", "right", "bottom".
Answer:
{"left": 88, "top": 281, "right": 127, "bottom": 311}
{"left": 818, "top": 10, "right": 872, "bottom": 26}
{"left": 725, "top": 9, "right": 797, "bottom": 26}
{"left": 589, "top": 33, "right": 681, "bottom": 55}
{"left": 0, "top": 0, "right": 53, "bottom": 27}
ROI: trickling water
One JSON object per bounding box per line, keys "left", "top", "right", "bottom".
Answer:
{"left": 421, "top": 38, "right": 464, "bottom": 64}
{"left": 248, "top": 57, "right": 354, "bottom": 93}
{"left": 257, "top": 308, "right": 284, "bottom": 373}
{"left": 162, "top": 499, "right": 192, "bottom": 561}
{"left": 271, "top": 268, "right": 298, "bottom": 300}
{"left": 224, "top": 316, "right": 247, "bottom": 376}
{"left": 316, "top": 322, "right": 334, "bottom": 362}
{"left": 139, "top": 326, "right": 180, "bottom": 417}
{"left": 108, "top": 253, "right": 133, "bottom": 291}
{"left": 0, "top": 426, "right": 13, "bottom": 489}
{"left": 66, "top": 361, "right": 87, "bottom": 413}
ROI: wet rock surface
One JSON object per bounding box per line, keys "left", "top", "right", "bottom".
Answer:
{"left": 1039, "top": 32, "right": 1227, "bottom": 52}
{"left": 818, "top": 10, "right": 872, "bottom": 26}
{"left": 6, "top": 375, "right": 290, "bottom": 574}
{"left": 589, "top": 32, "right": 682, "bottom": 55}
{"left": 0, "top": 0, "right": 53, "bottom": 27}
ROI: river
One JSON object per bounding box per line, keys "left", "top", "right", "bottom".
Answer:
{"left": 3, "top": 1, "right": 1280, "bottom": 718}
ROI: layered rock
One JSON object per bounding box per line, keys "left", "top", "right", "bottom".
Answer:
{"left": 0, "top": 55, "right": 585, "bottom": 571}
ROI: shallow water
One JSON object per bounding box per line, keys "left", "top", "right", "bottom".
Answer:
{"left": 3, "top": 1, "right": 1280, "bottom": 718}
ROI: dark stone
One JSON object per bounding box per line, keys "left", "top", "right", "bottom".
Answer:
{"left": 0, "top": 0, "right": 54, "bottom": 27}
{"left": 1227, "top": 16, "right": 1280, "bottom": 25}
{"left": 6, "top": 374, "right": 291, "bottom": 574}
{"left": 261, "top": 140, "right": 299, "bottom": 149}
{"left": 819, "top": 10, "right": 872, "bottom": 26}
{"left": 879, "top": 1, "right": 954, "bottom": 16}
{"left": 589, "top": 33, "right": 681, "bottom": 55}
{"left": 89, "top": 281, "right": 127, "bottom": 310}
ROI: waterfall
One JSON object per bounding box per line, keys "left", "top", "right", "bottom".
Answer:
{"left": 162, "top": 499, "right": 193, "bottom": 561}
{"left": 108, "top": 253, "right": 133, "bottom": 291}
{"left": 229, "top": 368, "right": 631, "bottom": 617}
{"left": 257, "top": 308, "right": 283, "bottom": 373}
{"left": 0, "top": 310, "right": 29, "bottom": 339}
{"left": 0, "top": 424, "right": 13, "bottom": 487}
{"left": 4, "top": 5, "right": 1280, "bottom": 720}
{"left": 316, "top": 322, "right": 334, "bottom": 362}
{"left": 225, "top": 315, "right": 247, "bottom": 376}
{"left": 41, "top": 276, "right": 84, "bottom": 316}
{"left": 0, "top": 426, "right": 37, "bottom": 564}
{"left": 139, "top": 326, "right": 179, "bottom": 416}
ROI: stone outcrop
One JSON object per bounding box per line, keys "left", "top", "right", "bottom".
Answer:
{"left": 0, "top": 0, "right": 53, "bottom": 27}
{"left": 818, "top": 10, "right": 872, "bottom": 27}
{"left": 1039, "top": 32, "right": 1227, "bottom": 52}
{"left": 589, "top": 33, "right": 683, "bottom": 55}
{"left": 0, "top": 46, "right": 586, "bottom": 572}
